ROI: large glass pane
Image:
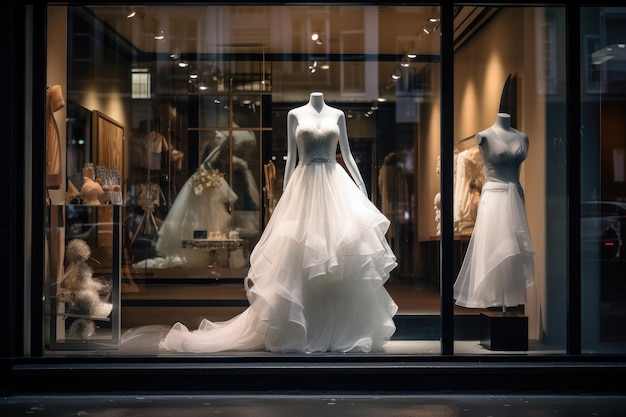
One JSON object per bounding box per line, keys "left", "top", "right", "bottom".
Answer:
{"left": 581, "top": 7, "right": 626, "bottom": 354}
{"left": 452, "top": 6, "right": 567, "bottom": 354}
{"left": 47, "top": 4, "right": 444, "bottom": 356}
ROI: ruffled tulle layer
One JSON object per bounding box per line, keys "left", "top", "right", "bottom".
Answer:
{"left": 159, "top": 161, "right": 398, "bottom": 353}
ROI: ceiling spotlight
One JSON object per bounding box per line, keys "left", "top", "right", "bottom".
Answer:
{"left": 401, "top": 55, "right": 410, "bottom": 68}
{"left": 320, "top": 64, "right": 330, "bottom": 70}
{"left": 125, "top": 6, "right": 136, "bottom": 19}
{"left": 391, "top": 71, "right": 401, "bottom": 81}
{"left": 198, "top": 83, "right": 208, "bottom": 91}
{"left": 311, "top": 32, "right": 323, "bottom": 45}
{"left": 309, "top": 60, "right": 318, "bottom": 73}
{"left": 407, "top": 43, "right": 417, "bottom": 59}
{"left": 154, "top": 30, "right": 165, "bottom": 40}
{"left": 178, "top": 61, "right": 189, "bottom": 68}
{"left": 428, "top": 7, "right": 440, "bottom": 24}
{"left": 189, "top": 73, "right": 198, "bottom": 79}
{"left": 422, "top": 25, "right": 431, "bottom": 35}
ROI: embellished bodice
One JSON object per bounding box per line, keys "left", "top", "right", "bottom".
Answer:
{"left": 295, "top": 124, "right": 339, "bottom": 164}
{"left": 479, "top": 127, "right": 528, "bottom": 183}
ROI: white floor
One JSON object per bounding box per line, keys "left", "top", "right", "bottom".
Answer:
{"left": 46, "top": 324, "right": 567, "bottom": 357}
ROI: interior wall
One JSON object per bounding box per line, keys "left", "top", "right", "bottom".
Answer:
{"left": 47, "top": 6, "right": 68, "bottom": 206}
{"left": 416, "top": 63, "right": 441, "bottom": 243}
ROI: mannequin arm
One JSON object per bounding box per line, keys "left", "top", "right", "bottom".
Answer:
{"left": 283, "top": 111, "right": 298, "bottom": 190}
{"left": 337, "top": 113, "right": 367, "bottom": 196}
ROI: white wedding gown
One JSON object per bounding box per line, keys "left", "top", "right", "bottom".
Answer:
{"left": 159, "top": 122, "right": 398, "bottom": 353}
{"left": 453, "top": 127, "right": 535, "bottom": 308}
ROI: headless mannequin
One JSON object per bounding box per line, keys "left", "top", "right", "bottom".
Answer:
{"left": 284, "top": 92, "right": 367, "bottom": 196}
{"left": 465, "top": 112, "right": 531, "bottom": 313}
{"left": 477, "top": 112, "right": 516, "bottom": 144}
{"left": 476, "top": 112, "right": 529, "bottom": 186}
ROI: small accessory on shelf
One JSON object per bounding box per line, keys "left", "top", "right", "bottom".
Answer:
{"left": 80, "top": 177, "right": 104, "bottom": 205}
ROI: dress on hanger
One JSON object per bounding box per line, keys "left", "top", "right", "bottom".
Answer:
{"left": 454, "top": 146, "right": 485, "bottom": 235}
{"left": 158, "top": 93, "right": 398, "bottom": 353}
{"left": 453, "top": 114, "right": 534, "bottom": 308}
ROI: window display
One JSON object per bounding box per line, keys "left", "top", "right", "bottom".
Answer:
{"left": 33, "top": 3, "right": 598, "bottom": 359}
{"left": 7, "top": 0, "right": 626, "bottom": 398}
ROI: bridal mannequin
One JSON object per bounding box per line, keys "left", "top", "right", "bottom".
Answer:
{"left": 453, "top": 112, "right": 535, "bottom": 310}
{"left": 285, "top": 92, "right": 367, "bottom": 196}
{"left": 157, "top": 91, "right": 397, "bottom": 353}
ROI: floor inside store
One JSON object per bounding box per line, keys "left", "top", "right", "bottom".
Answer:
{"left": 43, "top": 265, "right": 578, "bottom": 356}
{"left": 45, "top": 259, "right": 626, "bottom": 356}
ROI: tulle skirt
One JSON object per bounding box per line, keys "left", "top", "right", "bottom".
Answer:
{"left": 453, "top": 180, "right": 535, "bottom": 308}
{"left": 159, "top": 160, "right": 398, "bottom": 353}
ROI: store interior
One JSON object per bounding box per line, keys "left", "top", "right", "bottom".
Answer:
{"left": 42, "top": 5, "right": 625, "bottom": 356}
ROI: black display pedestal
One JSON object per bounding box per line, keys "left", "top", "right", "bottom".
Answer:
{"left": 480, "top": 312, "right": 528, "bottom": 351}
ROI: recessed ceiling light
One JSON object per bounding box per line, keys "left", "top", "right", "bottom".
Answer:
{"left": 125, "top": 7, "right": 136, "bottom": 19}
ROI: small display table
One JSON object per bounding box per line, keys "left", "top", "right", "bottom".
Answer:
{"left": 182, "top": 238, "right": 247, "bottom": 271}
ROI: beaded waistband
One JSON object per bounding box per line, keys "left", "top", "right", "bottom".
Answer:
{"left": 305, "top": 157, "right": 334, "bottom": 164}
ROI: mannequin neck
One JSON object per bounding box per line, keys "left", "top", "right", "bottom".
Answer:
{"left": 309, "top": 92, "right": 325, "bottom": 112}
{"left": 494, "top": 112, "right": 512, "bottom": 130}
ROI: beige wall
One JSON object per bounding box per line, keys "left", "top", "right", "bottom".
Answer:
{"left": 417, "top": 8, "right": 549, "bottom": 339}
{"left": 47, "top": 6, "right": 68, "bottom": 206}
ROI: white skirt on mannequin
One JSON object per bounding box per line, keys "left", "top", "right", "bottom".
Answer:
{"left": 159, "top": 159, "right": 398, "bottom": 353}
{"left": 453, "top": 180, "right": 534, "bottom": 308}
